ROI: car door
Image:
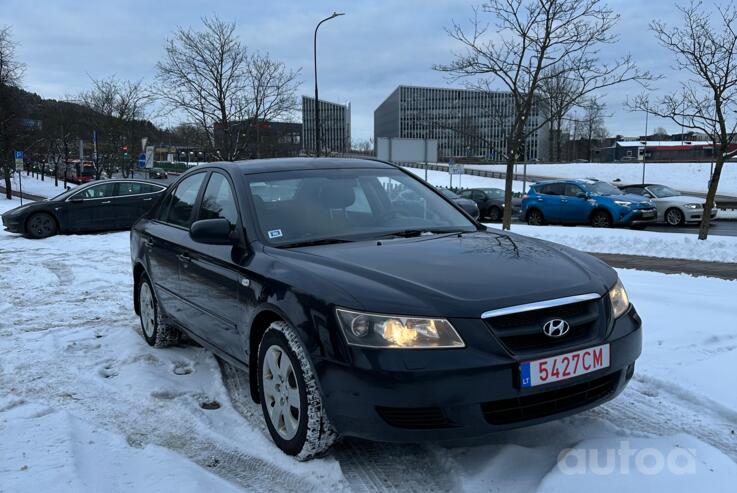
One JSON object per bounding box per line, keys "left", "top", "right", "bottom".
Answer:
{"left": 561, "top": 183, "right": 592, "bottom": 224}
{"left": 176, "top": 171, "right": 246, "bottom": 355}
{"left": 63, "top": 182, "right": 118, "bottom": 231}
{"left": 114, "top": 181, "right": 166, "bottom": 229}
{"left": 533, "top": 183, "right": 564, "bottom": 222}
{"left": 142, "top": 172, "right": 207, "bottom": 326}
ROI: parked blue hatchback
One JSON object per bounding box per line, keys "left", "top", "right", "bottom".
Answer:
{"left": 521, "top": 179, "right": 657, "bottom": 228}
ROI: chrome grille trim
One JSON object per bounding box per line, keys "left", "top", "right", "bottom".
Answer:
{"left": 481, "top": 293, "right": 602, "bottom": 319}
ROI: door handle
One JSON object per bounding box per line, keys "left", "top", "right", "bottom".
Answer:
{"left": 537, "top": 197, "right": 544, "bottom": 201}
{"left": 143, "top": 197, "right": 153, "bottom": 201}
{"left": 561, "top": 199, "right": 568, "bottom": 203}
{"left": 101, "top": 200, "right": 111, "bottom": 204}
{"left": 177, "top": 253, "right": 191, "bottom": 263}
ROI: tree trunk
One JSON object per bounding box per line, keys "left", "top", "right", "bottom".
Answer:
{"left": 698, "top": 153, "right": 724, "bottom": 240}
{"left": 3, "top": 164, "right": 11, "bottom": 199}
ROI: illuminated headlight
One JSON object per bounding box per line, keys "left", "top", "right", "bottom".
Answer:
{"left": 614, "top": 200, "right": 632, "bottom": 207}
{"left": 608, "top": 278, "right": 630, "bottom": 319}
{"left": 336, "top": 309, "right": 465, "bottom": 349}
{"left": 683, "top": 203, "right": 701, "bottom": 209}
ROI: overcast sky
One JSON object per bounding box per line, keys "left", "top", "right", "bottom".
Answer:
{"left": 2, "top": 0, "right": 689, "bottom": 142}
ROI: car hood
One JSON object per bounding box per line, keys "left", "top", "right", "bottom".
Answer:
{"left": 602, "top": 193, "right": 652, "bottom": 205}
{"left": 453, "top": 197, "right": 478, "bottom": 208}
{"left": 653, "top": 195, "right": 704, "bottom": 205}
{"left": 1, "top": 201, "right": 48, "bottom": 217}
{"left": 270, "top": 230, "right": 616, "bottom": 318}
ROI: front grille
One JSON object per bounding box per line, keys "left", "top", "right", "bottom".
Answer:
{"left": 481, "top": 372, "right": 619, "bottom": 425}
{"left": 376, "top": 406, "right": 454, "bottom": 429}
{"left": 484, "top": 298, "right": 605, "bottom": 353}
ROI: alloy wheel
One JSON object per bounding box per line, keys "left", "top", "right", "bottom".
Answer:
{"left": 139, "top": 282, "right": 156, "bottom": 338}
{"left": 262, "top": 345, "right": 301, "bottom": 440}
{"left": 27, "top": 214, "right": 56, "bottom": 238}
{"left": 666, "top": 208, "right": 684, "bottom": 226}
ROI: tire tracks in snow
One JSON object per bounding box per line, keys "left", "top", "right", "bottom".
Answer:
{"left": 220, "top": 361, "right": 459, "bottom": 493}
{"left": 589, "top": 376, "right": 737, "bottom": 461}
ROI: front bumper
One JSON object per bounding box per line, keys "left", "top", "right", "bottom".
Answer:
{"left": 318, "top": 306, "right": 642, "bottom": 442}
{"left": 684, "top": 208, "right": 719, "bottom": 222}
{"left": 616, "top": 208, "right": 658, "bottom": 226}
{"left": 1, "top": 213, "right": 23, "bottom": 234}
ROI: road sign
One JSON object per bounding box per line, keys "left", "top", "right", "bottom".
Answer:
{"left": 145, "top": 146, "right": 155, "bottom": 169}
{"left": 138, "top": 153, "right": 146, "bottom": 168}
{"left": 448, "top": 161, "right": 464, "bottom": 175}
{"left": 14, "top": 150, "right": 24, "bottom": 171}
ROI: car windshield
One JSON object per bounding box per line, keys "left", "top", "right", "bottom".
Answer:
{"left": 48, "top": 186, "right": 81, "bottom": 201}
{"left": 247, "top": 168, "right": 478, "bottom": 246}
{"left": 585, "top": 181, "right": 621, "bottom": 196}
{"left": 482, "top": 188, "right": 504, "bottom": 198}
{"left": 647, "top": 185, "right": 680, "bottom": 198}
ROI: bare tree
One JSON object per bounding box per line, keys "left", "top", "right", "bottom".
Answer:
{"left": 435, "top": 0, "right": 653, "bottom": 229}
{"left": 0, "top": 26, "right": 26, "bottom": 198}
{"left": 78, "top": 76, "right": 152, "bottom": 178}
{"left": 630, "top": 1, "right": 737, "bottom": 240}
{"left": 652, "top": 126, "right": 669, "bottom": 139}
{"left": 154, "top": 16, "right": 300, "bottom": 161}
{"left": 538, "top": 65, "right": 581, "bottom": 161}
{"left": 578, "top": 97, "right": 609, "bottom": 161}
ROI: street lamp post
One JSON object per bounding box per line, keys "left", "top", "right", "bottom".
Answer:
{"left": 313, "top": 11, "right": 344, "bottom": 157}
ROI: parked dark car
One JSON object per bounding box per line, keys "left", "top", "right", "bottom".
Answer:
{"left": 437, "top": 188, "right": 480, "bottom": 219}
{"left": 520, "top": 179, "right": 657, "bottom": 228}
{"left": 130, "top": 158, "right": 641, "bottom": 460}
{"left": 148, "top": 167, "right": 169, "bottom": 179}
{"left": 2, "top": 179, "right": 167, "bottom": 238}
{"left": 459, "top": 188, "right": 522, "bottom": 221}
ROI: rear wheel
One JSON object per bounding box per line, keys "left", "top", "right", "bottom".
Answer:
{"left": 488, "top": 206, "right": 502, "bottom": 222}
{"left": 258, "top": 321, "right": 337, "bottom": 460}
{"left": 665, "top": 207, "right": 684, "bottom": 226}
{"left": 138, "top": 276, "right": 180, "bottom": 347}
{"left": 25, "top": 212, "right": 58, "bottom": 239}
{"left": 591, "top": 210, "right": 613, "bottom": 228}
{"left": 526, "top": 209, "right": 544, "bottom": 226}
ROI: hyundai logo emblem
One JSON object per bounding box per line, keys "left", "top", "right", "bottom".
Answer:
{"left": 542, "top": 319, "right": 570, "bottom": 338}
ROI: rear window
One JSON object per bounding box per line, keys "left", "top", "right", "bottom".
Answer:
{"left": 118, "top": 182, "right": 162, "bottom": 196}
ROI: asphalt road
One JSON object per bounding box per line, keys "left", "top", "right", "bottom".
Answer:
{"left": 646, "top": 219, "right": 737, "bottom": 237}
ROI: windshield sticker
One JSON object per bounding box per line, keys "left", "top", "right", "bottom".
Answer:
{"left": 268, "top": 229, "right": 283, "bottom": 239}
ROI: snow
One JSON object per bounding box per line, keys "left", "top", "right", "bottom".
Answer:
{"left": 8, "top": 172, "right": 77, "bottom": 199}
{"left": 1, "top": 196, "right": 736, "bottom": 492}
{"left": 404, "top": 166, "right": 528, "bottom": 192}
{"left": 491, "top": 223, "right": 737, "bottom": 263}
{"left": 455, "top": 162, "right": 737, "bottom": 196}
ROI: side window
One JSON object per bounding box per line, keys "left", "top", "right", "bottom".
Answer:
{"left": 163, "top": 173, "right": 206, "bottom": 227}
{"left": 565, "top": 184, "right": 584, "bottom": 197}
{"left": 345, "top": 184, "right": 371, "bottom": 213}
{"left": 473, "top": 191, "right": 485, "bottom": 201}
{"left": 538, "top": 184, "right": 564, "bottom": 196}
{"left": 118, "top": 182, "right": 163, "bottom": 196}
{"left": 627, "top": 187, "right": 644, "bottom": 196}
{"left": 75, "top": 183, "right": 116, "bottom": 199}
{"left": 198, "top": 173, "right": 239, "bottom": 226}
{"left": 460, "top": 190, "right": 473, "bottom": 199}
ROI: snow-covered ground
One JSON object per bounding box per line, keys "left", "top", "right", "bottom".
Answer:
{"left": 7, "top": 173, "right": 77, "bottom": 199}
{"left": 1, "top": 196, "right": 735, "bottom": 492}
{"left": 490, "top": 224, "right": 737, "bottom": 263}
{"left": 455, "top": 162, "right": 737, "bottom": 196}
{"left": 404, "top": 167, "right": 528, "bottom": 193}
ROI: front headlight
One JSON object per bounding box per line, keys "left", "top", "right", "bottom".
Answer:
{"left": 683, "top": 203, "right": 701, "bottom": 209}
{"left": 608, "top": 278, "right": 630, "bottom": 319}
{"left": 614, "top": 200, "right": 632, "bottom": 207}
{"left": 336, "top": 309, "right": 465, "bottom": 349}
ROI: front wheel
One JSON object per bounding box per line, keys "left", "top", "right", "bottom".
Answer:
{"left": 488, "top": 206, "right": 502, "bottom": 222}
{"left": 591, "top": 210, "right": 613, "bottom": 228}
{"left": 665, "top": 208, "right": 684, "bottom": 226}
{"left": 25, "top": 212, "right": 58, "bottom": 239}
{"left": 258, "top": 321, "right": 337, "bottom": 460}
{"left": 526, "top": 209, "right": 544, "bottom": 226}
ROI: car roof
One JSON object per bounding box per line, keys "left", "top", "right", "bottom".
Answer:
{"left": 532, "top": 178, "right": 597, "bottom": 186}
{"left": 198, "top": 157, "right": 396, "bottom": 175}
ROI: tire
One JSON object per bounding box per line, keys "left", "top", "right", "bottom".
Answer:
{"left": 258, "top": 321, "right": 338, "bottom": 460}
{"left": 138, "top": 275, "right": 180, "bottom": 348}
{"left": 591, "top": 210, "right": 613, "bottom": 228}
{"left": 488, "top": 206, "right": 502, "bottom": 222}
{"left": 25, "top": 212, "right": 58, "bottom": 239}
{"left": 665, "top": 207, "right": 684, "bottom": 226}
{"left": 526, "top": 209, "right": 544, "bottom": 226}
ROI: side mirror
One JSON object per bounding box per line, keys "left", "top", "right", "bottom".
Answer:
{"left": 576, "top": 192, "right": 588, "bottom": 199}
{"left": 189, "top": 218, "right": 235, "bottom": 245}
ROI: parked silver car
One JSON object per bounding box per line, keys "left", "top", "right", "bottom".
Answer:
{"left": 619, "top": 183, "right": 718, "bottom": 226}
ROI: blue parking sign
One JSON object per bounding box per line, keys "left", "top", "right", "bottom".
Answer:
{"left": 15, "top": 150, "right": 23, "bottom": 160}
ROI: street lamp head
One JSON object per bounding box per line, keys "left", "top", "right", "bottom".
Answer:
{"left": 331, "top": 12, "right": 345, "bottom": 18}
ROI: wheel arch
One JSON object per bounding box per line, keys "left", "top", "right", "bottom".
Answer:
{"left": 525, "top": 206, "right": 543, "bottom": 221}
{"left": 24, "top": 210, "right": 61, "bottom": 235}
{"left": 588, "top": 206, "right": 613, "bottom": 222}
{"left": 247, "top": 307, "right": 296, "bottom": 404}
{"left": 132, "top": 262, "right": 147, "bottom": 316}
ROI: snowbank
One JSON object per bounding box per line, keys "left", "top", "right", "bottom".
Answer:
{"left": 8, "top": 173, "right": 76, "bottom": 199}
{"left": 404, "top": 166, "right": 528, "bottom": 192}
{"left": 494, "top": 223, "right": 737, "bottom": 263}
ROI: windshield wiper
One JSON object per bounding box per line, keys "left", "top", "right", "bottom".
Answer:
{"left": 277, "top": 238, "right": 354, "bottom": 249}
{"left": 376, "top": 228, "right": 467, "bottom": 239}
